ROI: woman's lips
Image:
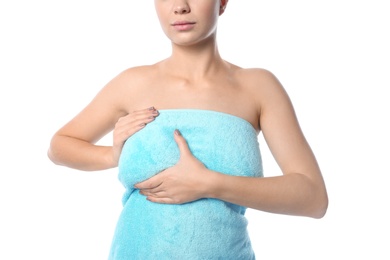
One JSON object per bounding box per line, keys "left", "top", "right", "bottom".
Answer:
{"left": 171, "top": 21, "right": 196, "bottom": 31}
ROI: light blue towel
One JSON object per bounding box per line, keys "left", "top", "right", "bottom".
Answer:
{"left": 109, "top": 109, "right": 263, "bottom": 260}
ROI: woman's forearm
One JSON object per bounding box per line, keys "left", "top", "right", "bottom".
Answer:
{"left": 48, "top": 135, "right": 116, "bottom": 171}
{"left": 206, "top": 170, "right": 328, "bottom": 219}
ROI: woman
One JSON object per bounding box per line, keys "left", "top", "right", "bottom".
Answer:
{"left": 48, "top": 0, "right": 328, "bottom": 259}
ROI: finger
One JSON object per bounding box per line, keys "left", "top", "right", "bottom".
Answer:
{"left": 134, "top": 176, "right": 163, "bottom": 190}
{"left": 116, "top": 115, "right": 155, "bottom": 132}
{"left": 124, "top": 107, "right": 159, "bottom": 125}
{"left": 133, "top": 107, "right": 159, "bottom": 120}
{"left": 113, "top": 122, "right": 149, "bottom": 145}
{"left": 115, "top": 107, "right": 159, "bottom": 137}
{"left": 131, "top": 106, "right": 158, "bottom": 115}
{"left": 140, "top": 189, "right": 166, "bottom": 197}
{"left": 146, "top": 196, "right": 177, "bottom": 204}
{"left": 174, "top": 129, "right": 191, "bottom": 157}
{"left": 119, "top": 106, "right": 158, "bottom": 121}
{"left": 132, "top": 109, "right": 159, "bottom": 127}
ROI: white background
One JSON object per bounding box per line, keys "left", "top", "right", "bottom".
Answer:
{"left": 1, "top": 0, "right": 389, "bottom": 259}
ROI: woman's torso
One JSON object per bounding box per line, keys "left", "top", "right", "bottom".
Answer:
{"left": 109, "top": 109, "right": 262, "bottom": 259}
{"left": 108, "top": 61, "right": 265, "bottom": 259}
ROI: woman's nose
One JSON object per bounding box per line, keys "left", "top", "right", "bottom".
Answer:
{"left": 174, "top": 1, "right": 191, "bottom": 14}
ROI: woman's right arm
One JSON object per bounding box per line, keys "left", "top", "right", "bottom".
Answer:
{"left": 47, "top": 69, "right": 158, "bottom": 171}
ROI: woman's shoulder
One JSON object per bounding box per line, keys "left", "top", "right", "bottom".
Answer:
{"left": 230, "top": 65, "right": 291, "bottom": 112}
{"left": 231, "top": 65, "right": 285, "bottom": 94}
{"left": 233, "top": 66, "right": 279, "bottom": 84}
{"left": 103, "top": 64, "right": 160, "bottom": 92}
{"left": 119, "top": 64, "right": 159, "bottom": 80}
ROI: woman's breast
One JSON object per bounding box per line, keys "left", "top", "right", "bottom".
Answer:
{"left": 118, "top": 109, "right": 263, "bottom": 197}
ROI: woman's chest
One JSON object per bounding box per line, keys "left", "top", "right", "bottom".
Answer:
{"left": 128, "top": 81, "right": 260, "bottom": 132}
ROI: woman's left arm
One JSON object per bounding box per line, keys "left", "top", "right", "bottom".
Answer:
{"left": 206, "top": 70, "right": 328, "bottom": 218}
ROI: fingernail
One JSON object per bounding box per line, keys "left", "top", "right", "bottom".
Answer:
{"left": 174, "top": 129, "right": 181, "bottom": 136}
{"left": 148, "top": 106, "right": 155, "bottom": 111}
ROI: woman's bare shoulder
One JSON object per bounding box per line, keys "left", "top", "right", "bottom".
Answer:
{"left": 99, "top": 64, "right": 160, "bottom": 99}
{"left": 113, "top": 64, "right": 159, "bottom": 87}
{"left": 233, "top": 66, "right": 286, "bottom": 99}
{"left": 88, "top": 64, "right": 160, "bottom": 113}
{"left": 235, "top": 67, "right": 281, "bottom": 87}
{"left": 230, "top": 66, "right": 293, "bottom": 119}
{"left": 122, "top": 64, "right": 158, "bottom": 75}
{"left": 224, "top": 61, "right": 280, "bottom": 87}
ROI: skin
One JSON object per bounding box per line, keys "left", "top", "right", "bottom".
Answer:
{"left": 48, "top": 0, "right": 328, "bottom": 218}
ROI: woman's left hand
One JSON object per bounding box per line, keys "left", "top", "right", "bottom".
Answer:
{"left": 134, "top": 129, "right": 209, "bottom": 204}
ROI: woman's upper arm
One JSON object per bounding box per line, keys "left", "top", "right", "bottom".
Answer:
{"left": 54, "top": 70, "right": 131, "bottom": 144}
{"left": 256, "top": 70, "right": 323, "bottom": 182}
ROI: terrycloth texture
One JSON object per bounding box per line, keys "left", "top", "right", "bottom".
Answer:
{"left": 109, "top": 109, "right": 263, "bottom": 260}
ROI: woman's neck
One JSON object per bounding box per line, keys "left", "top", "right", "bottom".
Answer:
{"left": 164, "top": 37, "right": 226, "bottom": 81}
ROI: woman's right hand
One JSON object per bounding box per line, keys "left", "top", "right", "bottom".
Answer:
{"left": 112, "top": 107, "right": 159, "bottom": 165}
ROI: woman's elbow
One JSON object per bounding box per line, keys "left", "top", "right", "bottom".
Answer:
{"left": 47, "top": 136, "right": 65, "bottom": 166}
{"left": 309, "top": 188, "right": 329, "bottom": 219}
{"left": 47, "top": 147, "right": 62, "bottom": 166}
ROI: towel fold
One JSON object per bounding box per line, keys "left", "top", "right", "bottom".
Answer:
{"left": 109, "top": 109, "right": 263, "bottom": 260}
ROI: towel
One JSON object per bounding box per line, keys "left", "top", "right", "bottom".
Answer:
{"left": 108, "top": 109, "right": 263, "bottom": 260}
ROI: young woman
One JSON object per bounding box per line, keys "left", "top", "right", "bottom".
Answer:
{"left": 48, "top": 0, "right": 328, "bottom": 259}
